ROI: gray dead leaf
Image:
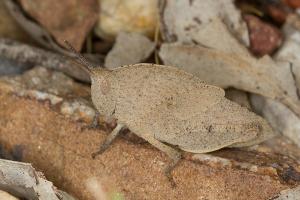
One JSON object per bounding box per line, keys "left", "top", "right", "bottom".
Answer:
{"left": 251, "top": 94, "right": 300, "bottom": 148}
{"left": 104, "top": 32, "right": 155, "bottom": 69}
{"left": 249, "top": 15, "right": 300, "bottom": 148}
{"left": 275, "top": 15, "right": 300, "bottom": 91}
{"left": 159, "top": 18, "right": 300, "bottom": 117}
{"left": 0, "top": 159, "right": 68, "bottom": 200}
{"left": 269, "top": 185, "right": 300, "bottom": 200}
{"left": 159, "top": 0, "right": 249, "bottom": 46}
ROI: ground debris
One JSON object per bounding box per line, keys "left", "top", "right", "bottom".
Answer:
{"left": 244, "top": 14, "right": 282, "bottom": 56}
{"left": 0, "top": 158, "right": 75, "bottom": 200}
{"left": 105, "top": 32, "right": 155, "bottom": 69}
{"left": 0, "top": 38, "right": 92, "bottom": 82}
{"left": 18, "top": 0, "right": 98, "bottom": 51}
{"left": 269, "top": 185, "right": 300, "bottom": 200}
{"left": 159, "top": 0, "right": 249, "bottom": 46}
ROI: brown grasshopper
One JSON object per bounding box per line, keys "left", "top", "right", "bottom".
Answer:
{"left": 65, "top": 41, "right": 273, "bottom": 184}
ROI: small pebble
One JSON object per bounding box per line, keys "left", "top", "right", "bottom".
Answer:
{"left": 284, "top": 0, "right": 300, "bottom": 9}
{"left": 244, "top": 14, "right": 282, "bottom": 56}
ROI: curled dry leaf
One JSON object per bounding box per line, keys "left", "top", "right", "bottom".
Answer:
{"left": 0, "top": 158, "right": 73, "bottom": 200}
{"left": 276, "top": 19, "right": 300, "bottom": 65}
{"left": 104, "top": 32, "right": 155, "bottom": 69}
{"left": 159, "top": 0, "right": 249, "bottom": 46}
{"left": 251, "top": 94, "right": 300, "bottom": 148}
{"left": 250, "top": 15, "right": 300, "bottom": 148}
{"left": 275, "top": 15, "right": 300, "bottom": 88}
{"left": 3, "top": 0, "right": 73, "bottom": 55}
{"left": 159, "top": 18, "right": 300, "bottom": 118}
{"left": 17, "top": 0, "right": 99, "bottom": 51}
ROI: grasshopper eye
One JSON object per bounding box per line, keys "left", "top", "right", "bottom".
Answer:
{"left": 100, "top": 78, "right": 111, "bottom": 95}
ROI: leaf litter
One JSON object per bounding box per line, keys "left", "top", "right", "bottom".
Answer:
{"left": 0, "top": 158, "right": 76, "bottom": 200}
{"left": 159, "top": 18, "right": 300, "bottom": 118}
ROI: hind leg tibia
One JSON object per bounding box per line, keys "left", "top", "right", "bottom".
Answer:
{"left": 136, "top": 133, "right": 182, "bottom": 186}
{"left": 92, "top": 123, "right": 125, "bottom": 158}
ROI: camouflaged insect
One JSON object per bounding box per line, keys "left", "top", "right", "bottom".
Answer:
{"left": 65, "top": 41, "right": 273, "bottom": 181}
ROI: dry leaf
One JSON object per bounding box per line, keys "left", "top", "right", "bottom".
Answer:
{"left": 275, "top": 15, "right": 300, "bottom": 91}
{"left": 159, "top": 19, "right": 300, "bottom": 117}
{"left": 159, "top": 0, "right": 249, "bottom": 46}
{"left": 18, "top": 0, "right": 98, "bottom": 51}
{"left": 249, "top": 15, "right": 300, "bottom": 148}
{"left": 0, "top": 159, "right": 63, "bottom": 200}
{"left": 251, "top": 94, "right": 300, "bottom": 148}
{"left": 104, "top": 32, "right": 155, "bottom": 69}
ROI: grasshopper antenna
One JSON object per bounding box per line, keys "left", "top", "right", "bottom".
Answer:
{"left": 64, "top": 40, "right": 94, "bottom": 74}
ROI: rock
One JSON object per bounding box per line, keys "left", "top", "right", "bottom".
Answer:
{"left": 284, "top": 0, "right": 300, "bottom": 9}
{"left": 0, "top": 67, "right": 299, "bottom": 200}
{"left": 244, "top": 14, "right": 283, "bottom": 56}
{"left": 0, "top": 67, "right": 95, "bottom": 123}
{"left": 18, "top": 0, "right": 99, "bottom": 51}
{"left": 0, "top": 57, "right": 32, "bottom": 76}
{"left": 104, "top": 32, "right": 155, "bottom": 69}
{"left": 265, "top": 3, "right": 289, "bottom": 24}
{"left": 95, "top": 0, "right": 158, "bottom": 40}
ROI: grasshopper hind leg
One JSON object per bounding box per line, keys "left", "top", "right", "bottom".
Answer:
{"left": 136, "top": 132, "right": 182, "bottom": 187}
{"left": 92, "top": 123, "right": 125, "bottom": 158}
